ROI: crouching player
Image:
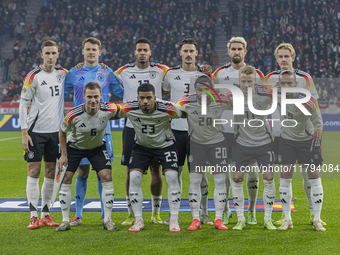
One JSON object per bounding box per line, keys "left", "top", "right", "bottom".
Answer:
{"left": 117, "top": 83, "right": 182, "bottom": 232}
{"left": 176, "top": 75, "right": 230, "bottom": 230}
{"left": 56, "top": 82, "right": 119, "bottom": 231}
{"left": 227, "top": 66, "right": 276, "bottom": 230}
{"left": 276, "top": 70, "right": 326, "bottom": 231}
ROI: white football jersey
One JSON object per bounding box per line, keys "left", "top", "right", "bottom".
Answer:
{"left": 20, "top": 66, "right": 68, "bottom": 133}
{"left": 212, "top": 64, "right": 265, "bottom": 133}
{"left": 115, "top": 62, "right": 168, "bottom": 128}
{"left": 61, "top": 102, "right": 117, "bottom": 150}
{"left": 118, "top": 100, "right": 182, "bottom": 149}
{"left": 177, "top": 94, "right": 230, "bottom": 145}
{"left": 163, "top": 66, "right": 204, "bottom": 131}
{"left": 266, "top": 69, "right": 319, "bottom": 137}
{"left": 227, "top": 88, "right": 273, "bottom": 147}
{"left": 277, "top": 93, "right": 323, "bottom": 141}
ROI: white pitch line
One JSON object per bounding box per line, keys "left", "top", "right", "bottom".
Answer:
{"left": 0, "top": 137, "right": 21, "bottom": 142}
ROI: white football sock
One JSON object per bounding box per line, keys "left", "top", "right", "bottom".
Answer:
{"left": 263, "top": 180, "right": 275, "bottom": 222}
{"left": 232, "top": 181, "right": 245, "bottom": 222}
{"left": 126, "top": 196, "right": 133, "bottom": 215}
{"left": 301, "top": 167, "right": 313, "bottom": 216}
{"left": 26, "top": 176, "right": 39, "bottom": 218}
{"left": 279, "top": 178, "right": 292, "bottom": 221}
{"left": 129, "top": 171, "right": 143, "bottom": 221}
{"left": 189, "top": 172, "right": 202, "bottom": 220}
{"left": 41, "top": 177, "right": 54, "bottom": 218}
{"left": 247, "top": 165, "right": 259, "bottom": 213}
{"left": 310, "top": 178, "right": 323, "bottom": 221}
{"left": 177, "top": 166, "right": 183, "bottom": 196}
{"left": 200, "top": 172, "right": 209, "bottom": 216}
{"left": 151, "top": 195, "right": 162, "bottom": 214}
{"left": 102, "top": 181, "right": 114, "bottom": 223}
{"left": 214, "top": 173, "right": 227, "bottom": 221}
{"left": 224, "top": 172, "right": 231, "bottom": 212}
{"left": 59, "top": 184, "right": 72, "bottom": 222}
{"left": 165, "top": 170, "right": 181, "bottom": 221}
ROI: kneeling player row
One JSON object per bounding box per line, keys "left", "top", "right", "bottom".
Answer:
{"left": 54, "top": 73, "right": 324, "bottom": 232}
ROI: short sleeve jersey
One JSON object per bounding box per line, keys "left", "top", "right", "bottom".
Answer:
{"left": 115, "top": 62, "right": 168, "bottom": 128}
{"left": 266, "top": 69, "right": 319, "bottom": 137}
{"left": 21, "top": 65, "right": 68, "bottom": 133}
{"left": 61, "top": 102, "right": 118, "bottom": 150}
{"left": 212, "top": 64, "right": 265, "bottom": 133}
{"left": 163, "top": 66, "right": 204, "bottom": 131}
{"left": 177, "top": 94, "right": 231, "bottom": 144}
{"left": 227, "top": 87, "right": 273, "bottom": 147}
{"left": 118, "top": 100, "right": 182, "bottom": 149}
{"left": 277, "top": 93, "right": 323, "bottom": 141}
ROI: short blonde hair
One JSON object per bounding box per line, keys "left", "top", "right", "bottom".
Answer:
{"left": 274, "top": 43, "right": 295, "bottom": 58}
{"left": 227, "top": 37, "right": 247, "bottom": 50}
{"left": 239, "top": 65, "right": 256, "bottom": 77}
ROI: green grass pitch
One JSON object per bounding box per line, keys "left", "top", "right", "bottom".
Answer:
{"left": 0, "top": 131, "right": 339, "bottom": 254}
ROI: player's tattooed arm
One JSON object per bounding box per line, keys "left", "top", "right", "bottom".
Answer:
{"left": 74, "top": 62, "right": 109, "bottom": 69}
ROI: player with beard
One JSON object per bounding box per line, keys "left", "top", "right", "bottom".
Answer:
{"left": 117, "top": 83, "right": 182, "bottom": 232}
{"left": 115, "top": 38, "right": 168, "bottom": 225}
{"left": 275, "top": 71, "right": 325, "bottom": 231}
{"left": 212, "top": 37, "right": 265, "bottom": 225}
{"left": 163, "top": 38, "right": 213, "bottom": 225}
{"left": 265, "top": 43, "right": 325, "bottom": 226}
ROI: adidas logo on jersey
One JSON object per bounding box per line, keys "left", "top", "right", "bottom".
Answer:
{"left": 174, "top": 75, "right": 181, "bottom": 80}
{"left": 220, "top": 159, "right": 227, "bottom": 165}
{"left": 79, "top": 123, "right": 86, "bottom": 128}
{"left": 134, "top": 118, "right": 141, "bottom": 122}
{"left": 106, "top": 161, "right": 111, "bottom": 166}
{"left": 41, "top": 80, "right": 47, "bottom": 86}
{"left": 171, "top": 163, "right": 178, "bottom": 168}
{"left": 191, "top": 110, "right": 198, "bottom": 115}
{"left": 223, "top": 76, "right": 229, "bottom": 80}
{"left": 78, "top": 76, "right": 85, "bottom": 82}
{"left": 129, "top": 74, "right": 136, "bottom": 79}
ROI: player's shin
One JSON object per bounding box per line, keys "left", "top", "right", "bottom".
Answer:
{"left": 151, "top": 195, "right": 162, "bottom": 214}
{"left": 310, "top": 178, "right": 323, "bottom": 221}
{"left": 59, "top": 184, "right": 72, "bottom": 222}
{"left": 177, "top": 166, "right": 183, "bottom": 196}
{"left": 188, "top": 172, "right": 202, "bottom": 220}
{"left": 301, "top": 167, "right": 313, "bottom": 216}
{"left": 26, "top": 176, "right": 39, "bottom": 218}
{"left": 97, "top": 174, "right": 104, "bottom": 219}
{"left": 129, "top": 171, "right": 144, "bottom": 220}
{"left": 214, "top": 173, "right": 227, "bottom": 220}
{"left": 247, "top": 164, "right": 259, "bottom": 213}
{"left": 41, "top": 177, "right": 54, "bottom": 218}
{"left": 232, "top": 181, "right": 245, "bottom": 222}
{"left": 165, "top": 170, "right": 181, "bottom": 221}
{"left": 224, "top": 172, "right": 231, "bottom": 212}
{"left": 101, "top": 181, "right": 114, "bottom": 223}
{"left": 263, "top": 179, "right": 275, "bottom": 221}
{"left": 279, "top": 178, "right": 292, "bottom": 221}
{"left": 75, "top": 176, "right": 88, "bottom": 219}
{"left": 200, "top": 172, "right": 209, "bottom": 216}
